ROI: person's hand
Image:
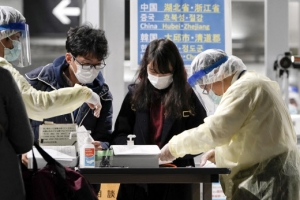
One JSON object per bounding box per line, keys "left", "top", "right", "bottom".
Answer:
{"left": 92, "top": 141, "right": 102, "bottom": 151}
{"left": 200, "top": 149, "right": 215, "bottom": 167}
{"left": 21, "top": 153, "right": 28, "bottom": 167}
{"left": 159, "top": 143, "right": 175, "bottom": 161}
{"left": 85, "top": 90, "right": 102, "bottom": 118}
{"left": 87, "top": 103, "right": 101, "bottom": 118}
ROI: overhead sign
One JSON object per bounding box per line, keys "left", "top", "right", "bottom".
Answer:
{"left": 138, "top": 0, "right": 225, "bottom": 65}
{"left": 53, "top": 0, "right": 81, "bottom": 24}
{"left": 130, "top": 0, "right": 230, "bottom": 69}
{"left": 24, "top": 0, "right": 80, "bottom": 36}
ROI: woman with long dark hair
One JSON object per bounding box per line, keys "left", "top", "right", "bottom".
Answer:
{"left": 112, "top": 38, "right": 207, "bottom": 200}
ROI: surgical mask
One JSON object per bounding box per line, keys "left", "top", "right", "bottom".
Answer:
{"left": 289, "top": 104, "right": 298, "bottom": 115}
{"left": 72, "top": 63, "right": 100, "bottom": 84}
{"left": 148, "top": 72, "right": 173, "bottom": 90}
{"left": 208, "top": 89, "right": 222, "bottom": 105}
{"left": 1, "top": 38, "right": 21, "bottom": 62}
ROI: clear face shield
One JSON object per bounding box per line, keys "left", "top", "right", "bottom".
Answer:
{"left": 0, "top": 22, "right": 31, "bottom": 67}
{"left": 188, "top": 56, "right": 229, "bottom": 116}
{"left": 192, "top": 84, "right": 218, "bottom": 116}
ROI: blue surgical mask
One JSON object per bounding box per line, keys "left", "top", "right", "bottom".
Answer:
{"left": 1, "top": 38, "right": 21, "bottom": 62}
{"left": 208, "top": 89, "right": 222, "bottom": 105}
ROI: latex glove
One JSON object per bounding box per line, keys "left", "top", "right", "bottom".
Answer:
{"left": 159, "top": 143, "right": 175, "bottom": 161}
{"left": 92, "top": 141, "right": 102, "bottom": 151}
{"left": 200, "top": 149, "right": 215, "bottom": 167}
{"left": 85, "top": 90, "right": 102, "bottom": 118}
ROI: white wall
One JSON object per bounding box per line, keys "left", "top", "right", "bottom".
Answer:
{"left": 1, "top": 0, "right": 22, "bottom": 13}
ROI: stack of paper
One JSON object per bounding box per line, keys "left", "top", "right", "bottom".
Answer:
{"left": 27, "top": 146, "right": 77, "bottom": 169}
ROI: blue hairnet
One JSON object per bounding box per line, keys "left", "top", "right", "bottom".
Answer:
{"left": 0, "top": 6, "right": 26, "bottom": 40}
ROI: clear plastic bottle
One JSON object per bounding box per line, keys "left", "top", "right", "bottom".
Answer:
{"left": 79, "top": 136, "right": 95, "bottom": 168}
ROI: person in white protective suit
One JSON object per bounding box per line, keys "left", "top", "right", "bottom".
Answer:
{"left": 0, "top": 6, "right": 101, "bottom": 121}
{"left": 160, "top": 49, "right": 300, "bottom": 200}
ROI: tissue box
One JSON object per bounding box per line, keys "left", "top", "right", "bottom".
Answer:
{"left": 110, "top": 145, "right": 160, "bottom": 168}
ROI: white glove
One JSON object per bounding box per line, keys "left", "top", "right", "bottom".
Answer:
{"left": 200, "top": 149, "right": 215, "bottom": 167}
{"left": 85, "top": 90, "right": 102, "bottom": 118}
{"left": 159, "top": 143, "right": 175, "bottom": 161}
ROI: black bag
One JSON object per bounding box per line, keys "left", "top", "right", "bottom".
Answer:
{"left": 22, "top": 142, "right": 98, "bottom": 200}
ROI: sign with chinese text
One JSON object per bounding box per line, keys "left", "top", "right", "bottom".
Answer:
{"left": 136, "top": 0, "right": 225, "bottom": 66}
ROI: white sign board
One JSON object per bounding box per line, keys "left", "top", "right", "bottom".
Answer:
{"left": 39, "top": 124, "right": 77, "bottom": 146}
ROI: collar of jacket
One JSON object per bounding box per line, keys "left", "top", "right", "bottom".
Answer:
{"left": 26, "top": 56, "right": 110, "bottom": 96}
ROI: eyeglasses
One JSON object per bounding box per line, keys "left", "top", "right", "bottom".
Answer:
{"left": 202, "top": 85, "right": 209, "bottom": 95}
{"left": 72, "top": 55, "right": 106, "bottom": 70}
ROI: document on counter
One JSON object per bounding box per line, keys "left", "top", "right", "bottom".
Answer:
{"left": 27, "top": 146, "right": 77, "bottom": 169}
{"left": 202, "top": 160, "right": 216, "bottom": 168}
{"left": 112, "top": 145, "right": 161, "bottom": 155}
{"left": 158, "top": 159, "right": 175, "bottom": 165}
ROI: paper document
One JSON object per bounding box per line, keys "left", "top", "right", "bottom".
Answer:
{"left": 111, "top": 145, "right": 161, "bottom": 155}
{"left": 27, "top": 146, "right": 77, "bottom": 169}
{"left": 41, "top": 146, "right": 77, "bottom": 158}
{"left": 158, "top": 159, "right": 175, "bottom": 165}
{"left": 202, "top": 160, "right": 216, "bottom": 168}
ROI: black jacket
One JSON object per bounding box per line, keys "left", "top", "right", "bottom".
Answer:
{"left": 111, "top": 84, "right": 207, "bottom": 200}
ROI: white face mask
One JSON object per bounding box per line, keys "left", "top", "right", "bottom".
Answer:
{"left": 0, "top": 38, "right": 21, "bottom": 62}
{"left": 147, "top": 72, "right": 173, "bottom": 90}
{"left": 72, "top": 62, "right": 101, "bottom": 84}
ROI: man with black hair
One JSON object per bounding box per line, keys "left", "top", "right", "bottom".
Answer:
{"left": 24, "top": 24, "right": 113, "bottom": 194}
{"left": 25, "top": 24, "right": 112, "bottom": 146}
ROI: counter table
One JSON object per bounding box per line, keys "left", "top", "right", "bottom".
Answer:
{"left": 79, "top": 167, "right": 230, "bottom": 200}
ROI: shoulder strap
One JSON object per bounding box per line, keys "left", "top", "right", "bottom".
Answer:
{"left": 33, "top": 142, "right": 66, "bottom": 179}
{"left": 33, "top": 142, "right": 56, "bottom": 164}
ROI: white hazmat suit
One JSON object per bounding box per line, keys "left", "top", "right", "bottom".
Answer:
{"left": 0, "top": 58, "right": 93, "bottom": 121}
{"left": 0, "top": 6, "right": 101, "bottom": 121}
{"left": 164, "top": 49, "right": 300, "bottom": 199}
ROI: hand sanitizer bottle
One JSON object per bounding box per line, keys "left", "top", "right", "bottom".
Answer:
{"left": 80, "top": 136, "right": 95, "bottom": 168}
{"left": 127, "top": 134, "right": 136, "bottom": 145}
